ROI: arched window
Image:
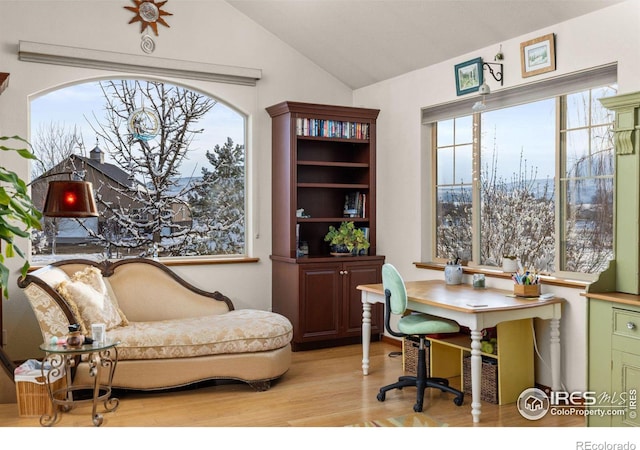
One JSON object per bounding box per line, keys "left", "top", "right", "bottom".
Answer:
{"left": 30, "top": 79, "right": 246, "bottom": 262}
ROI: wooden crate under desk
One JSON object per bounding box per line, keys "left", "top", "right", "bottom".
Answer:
{"left": 402, "top": 336, "right": 428, "bottom": 375}
{"left": 463, "top": 354, "right": 499, "bottom": 404}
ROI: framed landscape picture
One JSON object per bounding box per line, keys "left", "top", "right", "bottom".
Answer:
{"left": 520, "top": 33, "right": 556, "bottom": 78}
{"left": 454, "top": 57, "right": 483, "bottom": 96}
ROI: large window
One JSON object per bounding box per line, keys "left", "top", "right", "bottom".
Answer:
{"left": 30, "top": 79, "right": 246, "bottom": 262}
{"left": 434, "top": 84, "right": 616, "bottom": 275}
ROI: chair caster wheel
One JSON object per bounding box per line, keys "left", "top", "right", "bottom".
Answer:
{"left": 377, "top": 392, "right": 385, "bottom": 402}
{"left": 413, "top": 404, "right": 423, "bottom": 413}
{"left": 453, "top": 396, "right": 464, "bottom": 406}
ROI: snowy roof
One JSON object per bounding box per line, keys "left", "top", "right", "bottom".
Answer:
{"left": 70, "top": 154, "right": 138, "bottom": 188}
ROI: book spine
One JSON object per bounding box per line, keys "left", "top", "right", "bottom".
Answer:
{"left": 297, "top": 118, "right": 369, "bottom": 140}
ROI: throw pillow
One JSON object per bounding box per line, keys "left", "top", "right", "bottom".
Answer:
{"left": 70, "top": 267, "right": 129, "bottom": 326}
{"left": 57, "top": 268, "right": 127, "bottom": 332}
{"left": 72, "top": 266, "right": 108, "bottom": 295}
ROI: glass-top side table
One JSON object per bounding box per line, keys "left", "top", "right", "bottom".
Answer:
{"left": 38, "top": 339, "right": 120, "bottom": 426}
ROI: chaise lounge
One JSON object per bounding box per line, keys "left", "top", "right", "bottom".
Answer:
{"left": 18, "top": 258, "right": 293, "bottom": 391}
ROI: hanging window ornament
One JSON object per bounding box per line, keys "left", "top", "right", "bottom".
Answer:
{"left": 124, "top": 0, "right": 172, "bottom": 36}
{"left": 128, "top": 107, "right": 160, "bottom": 142}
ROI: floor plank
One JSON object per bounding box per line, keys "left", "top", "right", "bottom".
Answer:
{"left": 0, "top": 340, "right": 599, "bottom": 444}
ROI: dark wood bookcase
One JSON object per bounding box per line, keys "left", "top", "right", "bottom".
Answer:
{"left": 267, "top": 101, "right": 384, "bottom": 350}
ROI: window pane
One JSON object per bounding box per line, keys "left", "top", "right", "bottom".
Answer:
{"left": 454, "top": 115, "right": 473, "bottom": 144}
{"left": 30, "top": 80, "right": 246, "bottom": 262}
{"left": 591, "top": 86, "right": 617, "bottom": 126}
{"left": 435, "top": 116, "right": 473, "bottom": 262}
{"left": 566, "top": 91, "right": 589, "bottom": 129}
{"left": 565, "top": 128, "right": 590, "bottom": 178}
{"left": 437, "top": 147, "right": 454, "bottom": 185}
{"left": 436, "top": 186, "right": 472, "bottom": 261}
{"left": 437, "top": 119, "right": 454, "bottom": 147}
{"left": 561, "top": 85, "right": 615, "bottom": 273}
{"left": 454, "top": 144, "right": 473, "bottom": 185}
{"left": 479, "top": 99, "right": 556, "bottom": 270}
{"left": 563, "top": 177, "right": 614, "bottom": 273}
{"left": 591, "top": 125, "right": 614, "bottom": 177}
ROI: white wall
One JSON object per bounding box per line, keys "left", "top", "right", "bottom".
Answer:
{"left": 0, "top": 0, "right": 352, "bottom": 361}
{"left": 353, "top": 0, "right": 640, "bottom": 391}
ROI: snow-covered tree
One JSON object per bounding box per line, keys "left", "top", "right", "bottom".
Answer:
{"left": 31, "top": 122, "right": 85, "bottom": 178}
{"left": 479, "top": 147, "right": 555, "bottom": 270}
{"left": 189, "top": 137, "right": 245, "bottom": 254}
{"left": 89, "top": 80, "right": 217, "bottom": 256}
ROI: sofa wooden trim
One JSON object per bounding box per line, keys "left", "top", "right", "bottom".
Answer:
{"left": 18, "top": 258, "right": 235, "bottom": 324}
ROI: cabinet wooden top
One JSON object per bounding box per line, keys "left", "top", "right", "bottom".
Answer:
{"left": 358, "top": 279, "right": 564, "bottom": 313}
{"left": 583, "top": 291, "right": 640, "bottom": 307}
{"left": 266, "top": 101, "right": 380, "bottom": 120}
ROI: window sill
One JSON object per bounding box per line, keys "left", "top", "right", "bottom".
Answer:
{"left": 160, "top": 256, "right": 260, "bottom": 267}
{"left": 413, "top": 261, "right": 591, "bottom": 290}
{"left": 29, "top": 255, "right": 260, "bottom": 270}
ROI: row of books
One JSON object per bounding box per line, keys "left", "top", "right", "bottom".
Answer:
{"left": 344, "top": 191, "right": 366, "bottom": 218}
{"left": 296, "top": 118, "right": 370, "bottom": 139}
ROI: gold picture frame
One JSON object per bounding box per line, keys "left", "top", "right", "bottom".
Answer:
{"left": 520, "top": 33, "right": 556, "bottom": 78}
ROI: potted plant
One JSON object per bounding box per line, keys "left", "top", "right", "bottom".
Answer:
{"left": 324, "top": 221, "right": 370, "bottom": 256}
{"left": 0, "top": 135, "right": 42, "bottom": 298}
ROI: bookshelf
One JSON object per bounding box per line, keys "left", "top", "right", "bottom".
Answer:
{"left": 267, "top": 101, "right": 384, "bottom": 350}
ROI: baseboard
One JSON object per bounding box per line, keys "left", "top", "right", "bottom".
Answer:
{"left": 381, "top": 335, "right": 401, "bottom": 347}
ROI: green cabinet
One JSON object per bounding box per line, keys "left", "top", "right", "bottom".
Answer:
{"left": 588, "top": 296, "right": 640, "bottom": 427}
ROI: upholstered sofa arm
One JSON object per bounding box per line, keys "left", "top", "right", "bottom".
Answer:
{"left": 18, "top": 265, "right": 84, "bottom": 343}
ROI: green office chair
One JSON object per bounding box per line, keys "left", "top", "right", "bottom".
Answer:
{"left": 377, "top": 263, "right": 465, "bottom": 412}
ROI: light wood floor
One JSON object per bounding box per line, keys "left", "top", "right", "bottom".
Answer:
{"left": 0, "top": 341, "right": 585, "bottom": 428}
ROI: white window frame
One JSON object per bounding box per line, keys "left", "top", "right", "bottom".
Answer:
{"left": 423, "top": 65, "right": 617, "bottom": 279}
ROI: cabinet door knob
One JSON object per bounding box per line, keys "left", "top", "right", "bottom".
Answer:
{"left": 627, "top": 322, "right": 637, "bottom": 330}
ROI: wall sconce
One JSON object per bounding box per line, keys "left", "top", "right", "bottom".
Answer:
{"left": 472, "top": 61, "right": 504, "bottom": 112}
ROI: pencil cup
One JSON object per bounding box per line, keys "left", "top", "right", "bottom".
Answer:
{"left": 444, "top": 264, "right": 463, "bottom": 285}
{"left": 513, "top": 284, "right": 540, "bottom": 297}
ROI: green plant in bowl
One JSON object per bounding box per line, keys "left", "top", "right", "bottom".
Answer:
{"left": 324, "top": 221, "right": 370, "bottom": 255}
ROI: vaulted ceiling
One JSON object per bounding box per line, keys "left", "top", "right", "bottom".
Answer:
{"left": 227, "top": 0, "right": 625, "bottom": 89}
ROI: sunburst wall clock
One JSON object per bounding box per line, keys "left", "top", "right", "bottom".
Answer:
{"left": 124, "top": 0, "right": 172, "bottom": 36}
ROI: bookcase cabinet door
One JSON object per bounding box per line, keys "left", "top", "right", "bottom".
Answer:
{"left": 299, "top": 263, "right": 342, "bottom": 341}
{"left": 342, "top": 261, "right": 384, "bottom": 336}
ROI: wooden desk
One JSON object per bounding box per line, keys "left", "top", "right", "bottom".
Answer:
{"left": 357, "top": 279, "right": 564, "bottom": 423}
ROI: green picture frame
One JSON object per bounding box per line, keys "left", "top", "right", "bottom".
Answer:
{"left": 454, "top": 57, "right": 483, "bottom": 96}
